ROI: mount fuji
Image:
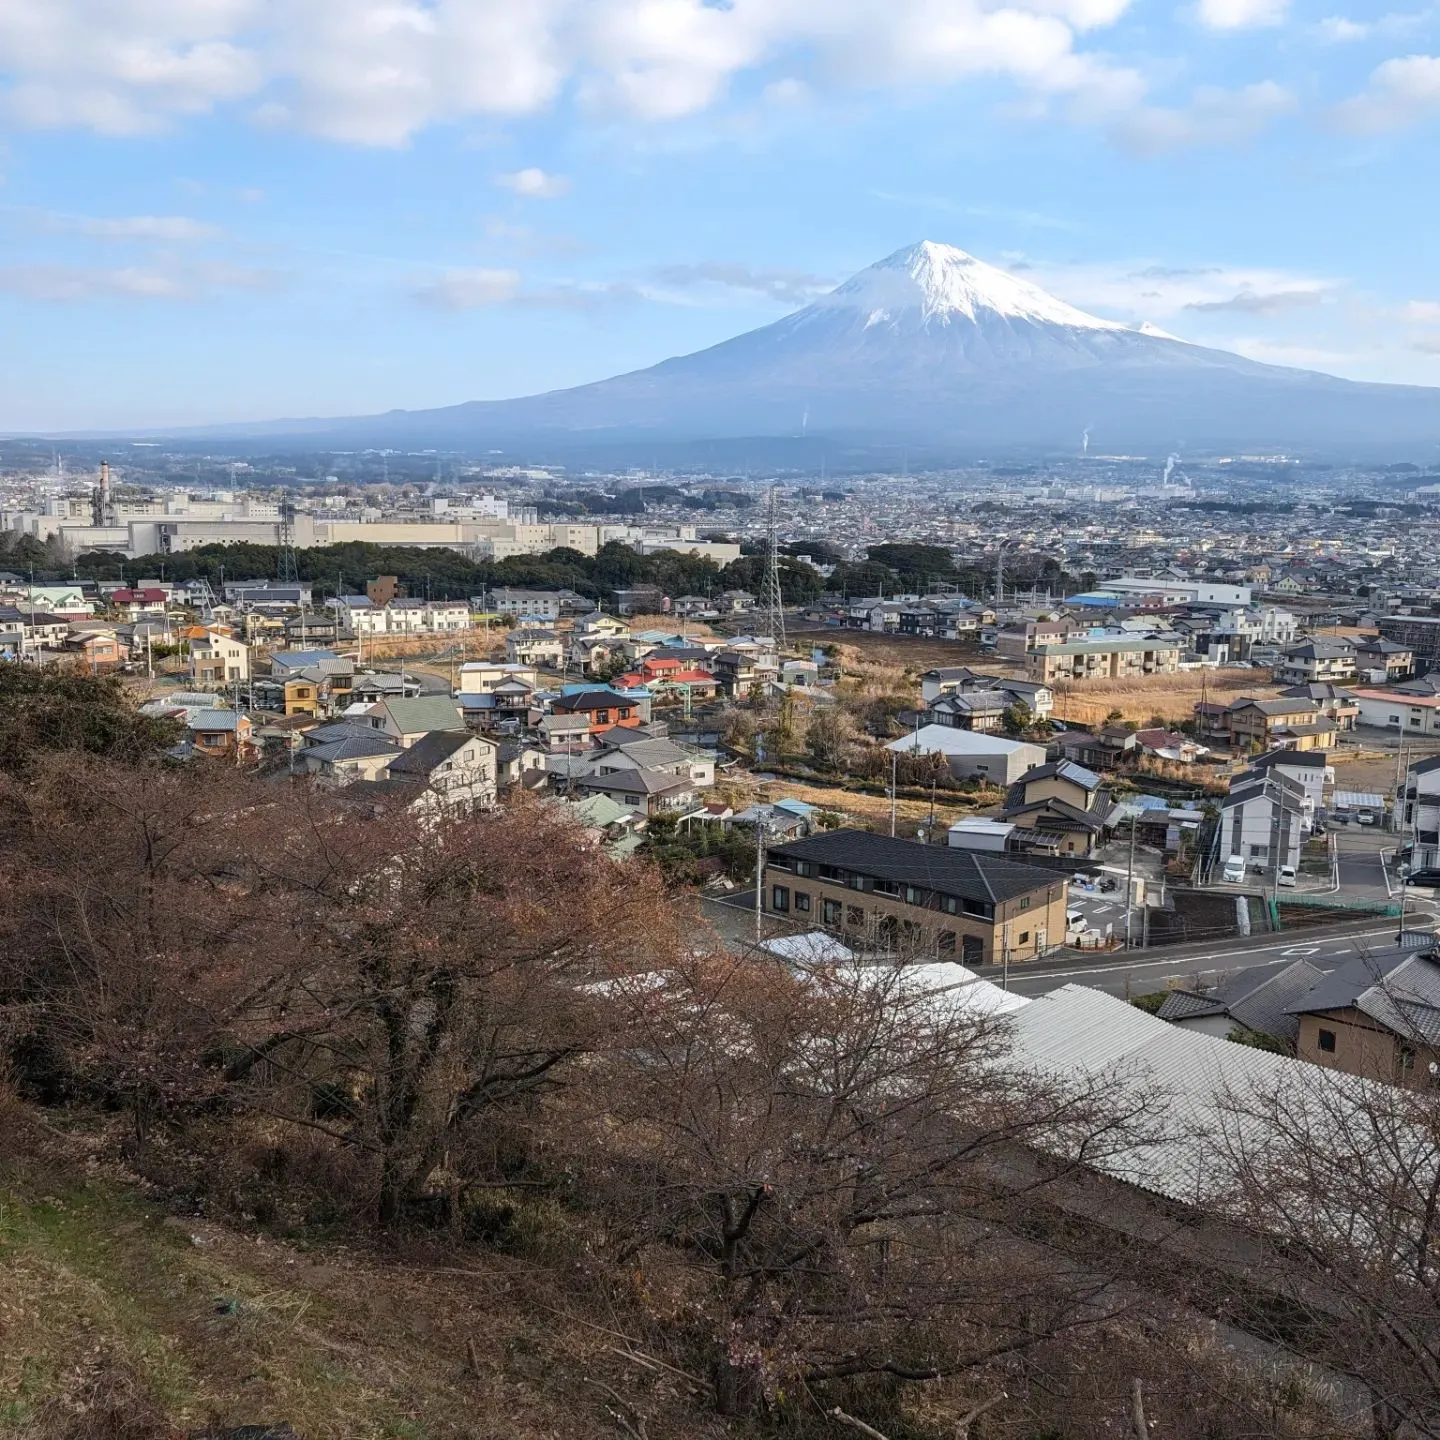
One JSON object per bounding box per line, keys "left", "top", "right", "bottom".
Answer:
{"left": 190, "top": 242, "right": 1440, "bottom": 457}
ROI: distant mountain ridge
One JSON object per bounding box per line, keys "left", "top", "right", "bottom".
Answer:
{"left": 136, "top": 242, "right": 1440, "bottom": 456}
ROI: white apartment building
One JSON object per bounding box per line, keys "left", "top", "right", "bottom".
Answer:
{"left": 1403, "top": 756, "right": 1440, "bottom": 870}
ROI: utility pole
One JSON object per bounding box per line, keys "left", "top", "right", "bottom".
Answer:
{"left": 1124, "top": 811, "right": 1138, "bottom": 947}
{"left": 754, "top": 819, "right": 767, "bottom": 945}
{"left": 890, "top": 748, "right": 898, "bottom": 838}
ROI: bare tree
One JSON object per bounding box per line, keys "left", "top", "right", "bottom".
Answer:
{"left": 586, "top": 952, "right": 1154, "bottom": 1419}
{"left": 1219, "top": 1067, "right": 1440, "bottom": 1438}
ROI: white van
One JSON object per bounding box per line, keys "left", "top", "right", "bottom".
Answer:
{"left": 1222, "top": 855, "right": 1246, "bottom": 884}
{"left": 1277, "top": 864, "right": 1298, "bottom": 888}
{"left": 1065, "top": 908, "right": 1088, "bottom": 935}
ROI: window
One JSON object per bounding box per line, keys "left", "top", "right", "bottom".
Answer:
{"left": 1399, "top": 1045, "right": 1416, "bottom": 1075}
{"left": 795, "top": 860, "right": 812, "bottom": 878}
{"left": 962, "top": 935, "right": 985, "bottom": 964}
{"left": 1317, "top": 1028, "right": 1337, "bottom": 1054}
{"left": 846, "top": 904, "right": 865, "bottom": 930}
{"left": 872, "top": 879, "right": 901, "bottom": 897}
{"left": 769, "top": 854, "right": 795, "bottom": 872}
{"left": 1017, "top": 932, "right": 1030, "bottom": 946}
{"left": 794, "top": 892, "right": 811, "bottom": 914}
{"left": 822, "top": 898, "right": 842, "bottom": 926}
{"left": 771, "top": 886, "right": 789, "bottom": 913}
{"left": 938, "top": 930, "right": 956, "bottom": 954}
{"left": 961, "top": 898, "right": 994, "bottom": 920}
{"left": 1017, "top": 896, "right": 1031, "bottom": 911}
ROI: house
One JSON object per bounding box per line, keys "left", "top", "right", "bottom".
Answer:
{"left": 729, "top": 798, "right": 822, "bottom": 841}
{"left": 189, "top": 628, "right": 250, "bottom": 686}
{"left": 506, "top": 628, "right": 565, "bottom": 668}
{"left": 1286, "top": 943, "right": 1440, "bottom": 1083}
{"left": 572, "top": 767, "right": 699, "bottom": 817}
{"left": 716, "top": 589, "right": 756, "bottom": 614}
{"left": 0, "top": 607, "right": 70, "bottom": 652}
{"left": 573, "top": 611, "right": 630, "bottom": 640}
{"left": 327, "top": 595, "right": 389, "bottom": 637}
{"left": 62, "top": 628, "right": 121, "bottom": 670}
{"left": 381, "top": 730, "right": 498, "bottom": 813}
{"left": 270, "top": 648, "right": 342, "bottom": 677}
{"left": 1132, "top": 729, "right": 1209, "bottom": 764}
{"left": 550, "top": 687, "right": 648, "bottom": 737}
{"left": 762, "top": 828, "right": 1069, "bottom": 966}
{"left": 886, "top": 726, "right": 1046, "bottom": 786}
{"left": 1240, "top": 747, "right": 1330, "bottom": 818}
{"left": 614, "top": 655, "right": 720, "bottom": 702}
{"left": 298, "top": 731, "right": 403, "bottom": 786}
{"left": 1354, "top": 637, "right": 1413, "bottom": 683}
{"left": 371, "top": 696, "right": 467, "bottom": 748}
{"left": 613, "top": 585, "right": 668, "bottom": 616}
{"left": 1000, "top": 761, "right": 1115, "bottom": 858}
{"left": 184, "top": 708, "right": 253, "bottom": 760}
{"left": 560, "top": 792, "right": 649, "bottom": 857}
{"left": 1223, "top": 697, "right": 1336, "bottom": 751}
{"left": 1053, "top": 724, "right": 1138, "bottom": 771}
{"left": 1157, "top": 959, "right": 1325, "bottom": 1045}
{"left": 1351, "top": 685, "right": 1440, "bottom": 736}
{"left": 918, "top": 670, "right": 1053, "bottom": 728}
{"left": 349, "top": 670, "right": 420, "bottom": 706}
{"left": 1278, "top": 683, "right": 1358, "bottom": 730}
{"left": 539, "top": 711, "right": 593, "bottom": 751}
{"left": 457, "top": 660, "right": 539, "bottom": 695}
{"left": 1274, "top": 639, "right": 1357, "bottom": 686}
{"left": 109, "top": 587, "right": 169, "bottom": 621}
{"left": 588, "top": 734, "right": 715, "bottom": 787}
{"left": 1024, "top": 637, "right": 1183, "bottom": 684}
{"left": 713, "top": 647, "right": 780, "bottom": 698}
{"left": 491, "top": 588, "right": 563, "bottom": 622}
{"left": 1217, "top": 771, "right": 1306, "bottom": 875}
{"left": 1403, "top": 754, "right": 1440, "bottom": 870}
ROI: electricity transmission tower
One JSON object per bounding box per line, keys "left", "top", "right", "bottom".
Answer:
{"left": 757, "top": 485, "right": 787, "bottom": 653}
{"left": 277, "top": 498, "right": 300, "bottom": 584}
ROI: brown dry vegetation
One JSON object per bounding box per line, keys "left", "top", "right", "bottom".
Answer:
{"left": 1048, "top": 670, "right": 1282, "bottom": 727}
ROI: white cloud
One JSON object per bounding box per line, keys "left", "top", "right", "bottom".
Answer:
{"left": 496, "top": 167, "right": 570, "bottom": 199}
{"left": 1333, "top": 54, "right": 1440, "bottom": 131}
{"left": 1110, "top": 80, "right": 1295, "bottom": 152}
{"left": 413, "top": 267, "right": 524, "bottom": 309}
{"left": 1315, "top": 10, "right": 1436, "bottom": 43}
{"left": 1403, "top": 300, "right": 1440, "bottom": 321}
{"left": 0, "top": 260, "right": 276, "bottom": 301}
{"left": 0, "top": 0, "right": 1151, "bottom": 146}
{"left": 1007, "top": 255, "right": 1336, "bottom": 322}
{"left": 646, "top": 260, "right": 833, "bottom": 305}
{"left": 75, "top": 214, "right": 222, "bottom": 241}
{"left": 1195, "top": 0, "right": 1290, "bottom": 28}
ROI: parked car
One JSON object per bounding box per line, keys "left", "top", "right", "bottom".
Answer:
{"left": 1356, "top": 808, "right": 1379, "bottom": 826}
{"left": 1065, "top": 908, "right": 1089, "bottom": 934}
{"left": 1277, "top": 864, "right": 1298, "bottom": 888}
{"left": 1222, "top": 855, "right": 1247, "bottom": 884}
{"left": 1405, "top": 868, "right": 1440, "bottom": 889}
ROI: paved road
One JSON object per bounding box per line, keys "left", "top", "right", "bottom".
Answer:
{"left": 972, "top": 916, "right": 1426, "bottom": 999}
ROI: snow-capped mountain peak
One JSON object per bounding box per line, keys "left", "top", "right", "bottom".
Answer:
{"left": 820, "top": 240, "right": 1126, "bottom": 332}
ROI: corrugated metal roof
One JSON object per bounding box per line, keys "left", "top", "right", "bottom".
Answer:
{"left": 1003, "top": 985, "right": 1372, "bottom": 1207}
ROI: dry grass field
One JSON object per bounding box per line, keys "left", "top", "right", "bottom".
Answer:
{"left": 1048, "top": 671, "right": 1281, "bottom": 727}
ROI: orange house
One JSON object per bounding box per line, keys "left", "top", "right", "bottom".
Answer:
{"left": 550, "top": 688, "right": 647, "bottom": 738}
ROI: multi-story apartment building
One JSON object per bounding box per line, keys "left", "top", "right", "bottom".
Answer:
{"left": 1025, "top": 637, "right": 1182, "bottom": 684}
{"left": 762, "top": 829, "right": 1069, "bottom": 966}
{"left": 1403, "top": 755, "right": 1440, "bottom": 870}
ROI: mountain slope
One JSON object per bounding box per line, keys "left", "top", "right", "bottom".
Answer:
{"left": 180, "top": 242, "right": 1440, "bottom": 454}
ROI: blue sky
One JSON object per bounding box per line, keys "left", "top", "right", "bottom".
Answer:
{"left": 1, "top": 0, "right": 1439, "bottom": 431}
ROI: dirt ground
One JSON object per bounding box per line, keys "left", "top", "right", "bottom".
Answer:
{"left": 714, "top": 769, "right": 1000, "bottom": 838}
{"left": 785, "top": 624, "right": 988, "bottom": 673}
